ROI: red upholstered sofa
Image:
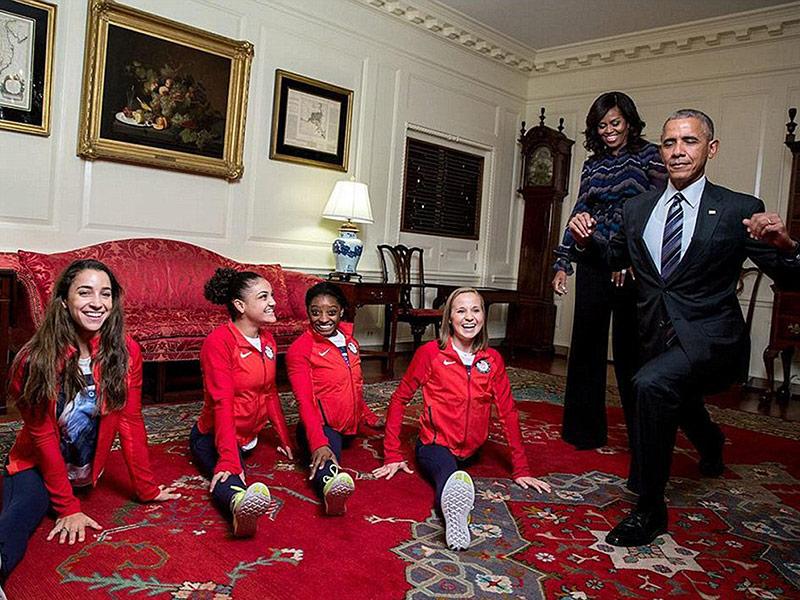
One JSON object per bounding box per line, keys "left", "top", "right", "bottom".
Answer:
{"left": 1, "top": 238, "right": 320, "bottom": 405}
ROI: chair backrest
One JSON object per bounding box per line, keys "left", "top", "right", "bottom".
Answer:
{"left": 737, "top": 266, "right": 764, "bottom": 337}
{"left": 377, "top": 244, "right": 428, "bottom": 309}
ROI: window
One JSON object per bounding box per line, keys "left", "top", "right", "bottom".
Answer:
{"left": 401, "top": 137, "right": 483, "bottom": 240}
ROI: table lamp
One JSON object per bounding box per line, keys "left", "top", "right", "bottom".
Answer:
{"left": 322, "top": 179, "right": 374, "bottom": 281}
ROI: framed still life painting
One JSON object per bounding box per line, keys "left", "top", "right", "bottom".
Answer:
{"left": 0, "top": 0, "right": 56, "bottom": 136}
{"left": 269, "top": 70, "right": 353, "bottom": 171}
{"left": 77, "top": 0, "right": 253, "bottom": 180}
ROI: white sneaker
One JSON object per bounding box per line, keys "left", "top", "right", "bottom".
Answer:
{"left": 322, "top": 464, "right": 355, "bottom": 516}
{"left": 441, "top": 470, "right": 475, "bottom": 551}
{"left": 230, "top": 482, "right": 272, "bottom": 537}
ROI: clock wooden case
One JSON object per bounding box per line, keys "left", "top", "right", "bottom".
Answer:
{"left": 510, "top": 109, "right": 574, "bottom": 352}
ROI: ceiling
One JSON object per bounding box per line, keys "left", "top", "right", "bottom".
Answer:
{"left": 432, "top": 0, "right": 792, "bottom": 49}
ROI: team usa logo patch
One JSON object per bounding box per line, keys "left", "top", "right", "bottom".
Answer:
{"left": 347, "top": 341, "right": 358, "bottom": 355}
{"left": 264, "top": 345, "right": 275, "bottom": 360}
{"left": 475, "top": 358, "right": 491, "bottom": 374}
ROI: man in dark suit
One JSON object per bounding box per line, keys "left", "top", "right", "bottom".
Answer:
{"left": 568, "top": 109, "right": 800, "bottom": 547}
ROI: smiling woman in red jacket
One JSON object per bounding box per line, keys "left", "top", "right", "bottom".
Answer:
{"left": 191, "top": 268, "right": 293, "bottom": 537}
{"left": 373, "top": 287, "right": 551, "bottom": 551}
{"left": 1, "top": 259, "right": 179, "bottom": 592}
{"left": 286, "top": 282, "right": 383, "bottom": 516}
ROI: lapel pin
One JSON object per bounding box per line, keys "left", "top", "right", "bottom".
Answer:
{"left": 708, "top": 209, "right": 717, "bottom": 215}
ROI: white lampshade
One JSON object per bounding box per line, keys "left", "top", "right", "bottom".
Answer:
{"left": 322, "top": 180, "right": 374, "bottom": 224}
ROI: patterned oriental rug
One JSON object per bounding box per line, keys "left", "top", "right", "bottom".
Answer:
{"left": 1, "top": 368, "right": 798, "bottom": 600}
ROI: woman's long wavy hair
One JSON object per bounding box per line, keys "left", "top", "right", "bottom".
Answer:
{"left": 583, "top": 91, "right": 647, "bottom": 159}
{"left": 12, "top": 259, "right": 129, "bottom": 413}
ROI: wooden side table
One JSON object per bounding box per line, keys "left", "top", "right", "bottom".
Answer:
{"left": 336, "top": 281, "right": 402, "bottom": 377}
{"left": 764, "top": 288, "right": 800, "bottom": 399}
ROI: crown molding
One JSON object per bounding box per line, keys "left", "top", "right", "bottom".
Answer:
{"left": 351, "top": 0, "right": 536, "bottom": 72}
{"left": 351, "top": 0, "right": 800, "bottom": 75}
{"left": 534, "top": 2, "right": 800, "bottom": 73}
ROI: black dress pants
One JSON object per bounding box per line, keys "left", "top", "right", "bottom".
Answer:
{"left": 561, "top": 262, "right": 640, "bottom": 450}
{"left": 632, "top": 344, "right": 724, "bottom": 509}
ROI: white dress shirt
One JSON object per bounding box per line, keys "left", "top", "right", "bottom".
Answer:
{"left": 643, "top": 176, "right": 706, "bottom": 273}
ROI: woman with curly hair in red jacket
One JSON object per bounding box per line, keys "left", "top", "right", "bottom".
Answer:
{"left": 0, "top": 259, "right": 179, "bottom": 595}
{"left": 373, "top": 287, "right": 550, "bottom": 551}
{"left": 286, "top": 282, "right": 384, "bottom": 516}
{"left": 191, "top": 268, "right": 294, "bottom": 537}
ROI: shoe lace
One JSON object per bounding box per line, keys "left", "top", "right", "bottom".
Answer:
{"left": 322, "top": 463, "right": 340, "bottom": 486}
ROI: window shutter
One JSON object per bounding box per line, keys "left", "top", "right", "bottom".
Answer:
{"left": 401, "top": 138, "right": 483, "bottom": 240}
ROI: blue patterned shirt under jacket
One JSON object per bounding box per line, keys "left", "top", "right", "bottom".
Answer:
{"left": 56, "top": 357, "right": 100, "bottom": 488}
{"left": 553, "top": 141, "right": 667, "bottom": 274}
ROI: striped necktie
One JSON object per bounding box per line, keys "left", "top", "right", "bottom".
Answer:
{"left": 661, "top": 193, "right": 685, "bottom": 279}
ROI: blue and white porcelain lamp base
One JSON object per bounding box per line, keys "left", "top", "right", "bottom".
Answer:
{"left": 330, "top": 221, "right": 364, "bottom": 281}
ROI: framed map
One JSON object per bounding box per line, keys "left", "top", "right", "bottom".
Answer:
{"left": 269, "top": 70, "right": 352, "bottom": 171}
{"left": 0, "top": 0, "right": 55, "bottom": 136}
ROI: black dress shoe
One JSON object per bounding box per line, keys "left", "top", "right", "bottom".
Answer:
{"left": 605, "top": 507, "right": 668, "bottom": 547}
{"left": 699, "top": 432, "right": 725, "bottom": 477}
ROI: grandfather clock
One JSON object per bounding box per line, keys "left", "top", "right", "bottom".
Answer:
{"left": 763, "top": 108, "right": 800, "bottom": 398}
{"left": 510, "top": 108, "right": 574, "bottom": 352}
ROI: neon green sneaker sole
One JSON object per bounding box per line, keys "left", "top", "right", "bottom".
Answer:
{"left": 231, "top": 482, "right": 272, "bottom": 537}
{"left": 323, "top": 471, "right": 355, "bottom": 516}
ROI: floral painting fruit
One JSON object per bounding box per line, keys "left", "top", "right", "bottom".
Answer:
{"left": 120, "top": 61, "right": 224, "bottom": 150}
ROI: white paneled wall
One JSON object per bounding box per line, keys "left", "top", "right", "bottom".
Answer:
{"left": 1, "top": 0, "right": 799, "bottom": 375}
{"left": 0, "top": 0, "right": 528, "bottom": 344}
{"left": 527, "top": 35, "right": 800, "bottom": 381}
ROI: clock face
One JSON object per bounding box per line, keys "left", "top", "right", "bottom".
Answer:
{"left": 526, "top": 146, "right": 554, "bottom": 186}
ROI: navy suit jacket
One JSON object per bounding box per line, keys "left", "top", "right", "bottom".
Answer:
{"left": 573, "top": 181, "right": 800, "bottom": 389}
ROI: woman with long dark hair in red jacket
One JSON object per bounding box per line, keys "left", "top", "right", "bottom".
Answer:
{"left": 373, "top": 287, "right": 550, "bottom": 551}
{"left": 286, "top": 282, "right": 384, "bottom": 516}
{"left": 192, "top": 268, "right": 293, "bottom": 537}
{"left": 0, "top": 259, "right": 179, "bottom": 595}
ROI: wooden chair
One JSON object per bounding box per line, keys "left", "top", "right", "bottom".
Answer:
{"left": 377, "top": 244, "right": 442, "bottom": 349}
{"left": 737, "top": 266, "right": 764, "bottom": 385}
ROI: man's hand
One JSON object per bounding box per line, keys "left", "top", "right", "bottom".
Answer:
{"left": 743, "top": 212, "right": 797, "bottom": 252}
{"left": 568, "top": 212, "right": 596, "bottom": 247}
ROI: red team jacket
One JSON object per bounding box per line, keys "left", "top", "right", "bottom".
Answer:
{"left": 286, "top": 322, "right": 381, "bottom": 452}
{"left": 197, "top": 322, "right": 291, "bottom": 475}
{"left": 383, "top": 340, "right": 531, "bottom": 479}
{"left": 7, "top": 336, "right": 160, "bottom": 517}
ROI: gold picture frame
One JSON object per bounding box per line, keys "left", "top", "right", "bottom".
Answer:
{"left": 77, "top": 0, "right": 253, "bottom": 180}
{"left": 269, "top": 70, "right": 353, "bottom": 171}
{"left": 0, "top": 0, "right": 56, "bottom": 136}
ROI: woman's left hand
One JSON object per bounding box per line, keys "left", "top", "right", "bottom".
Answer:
{"left": 277, "top": 445, "right": 294, "bottom": 460}
{"left": 154, "top": 485, "right": 181, "bottom": 501}
{"left": 611, "top": 267, "right": 634, "bottom": 287}
{"left": 514, "top": 476, "right": 551, "bottom": 493}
